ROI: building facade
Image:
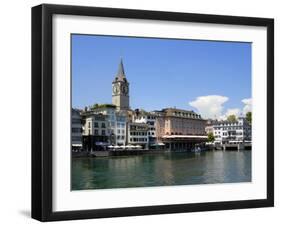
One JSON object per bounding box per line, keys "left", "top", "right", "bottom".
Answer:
{"left": 205, "top": 119, "right": 216, "bottom": 134}
{"left": 133, "top": 111, "right": 157, "bottom": 147}
{"left": 156, "top": 108, "right": 206, "bottom": 136}
{"left": 71, "top": 109, "right": 82, "bottom": 151}
{"left": 85, "top": 105, "right": 128, "bottom": 146}
{"left": 155, "top": 108, "right": 207, "bottom": 151}
{"left": 82, "top": 112, "right": 109, "bottom": 151}
{"left": 91, "top": 105, "right": 117, "bottom": 145}
{"left": 128, "top": 122, "right": 149, "bottom": 149}
{"left": 112, "top": 59, "right": 130, "bottom": 111}
{"left": 213, "top": 117, "right": 252, "bottom": 144}
{"left": 115, "top": 113, "right": 127, "bottom": 145}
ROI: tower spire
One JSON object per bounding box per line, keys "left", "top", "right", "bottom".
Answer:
{"left": 117, "top": 58, "right": 125, "bottom": 78}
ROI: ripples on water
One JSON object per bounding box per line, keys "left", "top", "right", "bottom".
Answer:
{"left": 71, "top": 150, "right": 251, "bottom": 190}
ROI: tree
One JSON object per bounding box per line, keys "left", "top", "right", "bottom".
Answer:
{"left": 90, "top": 103, "right": 116, "bottom": 110}
{"left": 227, "top": 114, "right": 237, "bottom": 123}
{"left": 207, "top": 132, "right": 215, "bottom": 143}
{"left": 91, "top": 103, "right": 99, "bottom": 109}
{"left": 246, "top": 112, "right": 252, "bottom": 124}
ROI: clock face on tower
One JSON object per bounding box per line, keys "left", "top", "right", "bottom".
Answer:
{"left": 112, "top": 84, "right": 120, "bottom": 95}
{"left": 121, "top": 84, "right": 129, "bottom": 95}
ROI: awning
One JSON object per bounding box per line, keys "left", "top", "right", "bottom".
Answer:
{"left": 157, "top": 143, "right": 165, "bottom": 146}
{"left": 162, "top": 135, "right": 207, "bottom": 139}
{"left": 151, "top": 143, "right": 165, "bottom": 146}
{"left": 95, "top": 142, "right": 109, "bottom": 146}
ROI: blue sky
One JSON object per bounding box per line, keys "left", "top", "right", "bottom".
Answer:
{"left": 72, "top": 34, "right": 251, "bottom": 119}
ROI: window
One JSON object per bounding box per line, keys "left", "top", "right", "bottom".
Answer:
{"left": 94, "top": 129, "right": 99, "bottom": 135}
{"left": 72, "top": 128, "right": 81, "bottom": 133}
{"left": 101, "top": 123, "right": 106, "bottom": 128}
{"left": 101, "top": 130, "right": 106, "bottom": 136}
{"left": 72, "top": 118, "right": 81, "bottom": 124}
{"left": 72, "top": 136, "right": 81, "bottom": 141}
{"left": 94, "top": 122, "right": 99, "bottom": 128}
{"left": 88, "top": 122, "right": 91, "bottom": 128}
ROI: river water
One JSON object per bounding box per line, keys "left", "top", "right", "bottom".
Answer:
{"left": 71, "top": 150, "right": 251, "bottom": 190}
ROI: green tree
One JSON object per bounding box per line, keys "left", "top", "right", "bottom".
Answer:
{"left": 207, "top": 132, "right": 215, "bottom": 143}
{"left": 227, "top": 114, "right": 237, "bottom": 123}
{"left": 246, "top": 112, "right": 252, "bottom": 124}
{"left": 90, "top": 103, "right": 116, "bottom": 110}
{"left": 91, "top": 103, "right": 99, "bottom": 109}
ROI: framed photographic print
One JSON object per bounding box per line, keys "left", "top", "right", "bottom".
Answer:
{"left": 32, "top": 4, "right": 274, "bottom": 221}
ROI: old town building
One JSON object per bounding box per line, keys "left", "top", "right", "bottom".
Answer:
{"left": 71, "top": 109, "right": 83, "bottom": 151}
{"left": 91, "top": 104, "right": 127, "bottom": 145}
{"left": 82, "top": 112, "right": 109, "bottom": 151}
{"left": 213, "top": 117, "right": 251, "bottom": 145}
{"left": 155, "top": 108, "right": 207, "bottom": 151}
{"left": 133, "top": 110, "right": 157, "bottom": 147}
{"left": 127, "top": 122, "right": 149, "bottom": 149}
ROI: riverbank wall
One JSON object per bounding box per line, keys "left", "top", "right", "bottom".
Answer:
{"left": 72, "top": 149, "right": 168, "bottom": 158}
{"left": 72, "top": 147, "right": 251, "bottom": 158}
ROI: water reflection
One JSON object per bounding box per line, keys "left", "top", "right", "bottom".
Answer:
{"left": 71, "top": 151, "right": 251, "bottom": 190}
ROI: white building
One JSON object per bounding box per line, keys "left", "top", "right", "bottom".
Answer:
{"left": 71, "top": 109, "right": 82, "bottom": 151}
{"left": 115, "top": 113, "right": 127, "bottom": 145}
{"left": 213, "top": 117, "right": 251, "bottom": 144}
{"left": 83, "top": 113, "right": 109, "bottom": 137}
{"left": 90, "top": 104, "right": 127, "bottom": 146}
{"left": 128, "top": 122, "right": 149, "bottom": 149}
{"left": 133, "top": 111, "right": 157, "bottom": 147}
{"left": 82, "top": 112, "right": 110, "bottom": 151}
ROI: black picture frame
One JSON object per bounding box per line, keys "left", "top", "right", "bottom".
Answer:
{"left": 32, "top": 3, "right": 274, "bottom": 222}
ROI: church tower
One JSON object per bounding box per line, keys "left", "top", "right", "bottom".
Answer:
{"left": 112, "top": 59, "right": 130, "bottom": 110}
